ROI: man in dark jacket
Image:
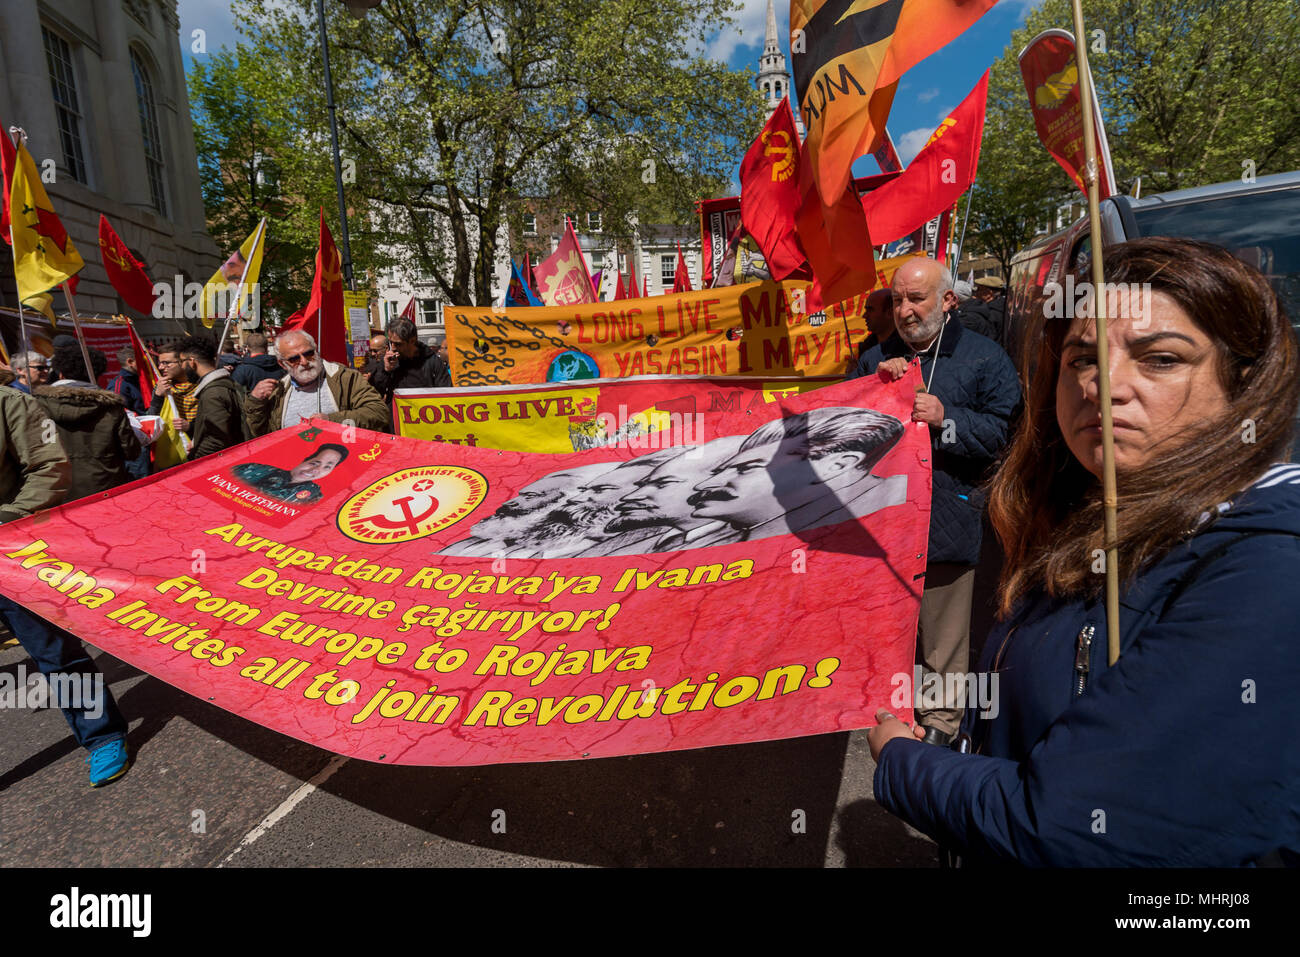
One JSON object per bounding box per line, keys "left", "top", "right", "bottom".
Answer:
{"left": 849, "top": 257, "right": 1021, "bottom": 745}
{"left": 369, "top": 318, "right": 452, "bottom": 401}
{"left": 175, "top": 336, "right": 251, "bottom": 459}
{"left": 34, "top": 338, "right": 142, "bottom": 501}
{"left": 232, "top": 333, "right": 282, "bottom": 390}
{"left": 0, "top": 369, "right": 133, "bottom": 786}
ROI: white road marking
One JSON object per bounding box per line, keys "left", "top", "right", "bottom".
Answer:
{"left": 219, "top": 754, "right": 349, "bottom": 866}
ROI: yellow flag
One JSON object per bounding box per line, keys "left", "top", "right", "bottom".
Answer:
{"left": 200, "top": 219, "right": 266, "bottom": 328}
{"left": 8, "top": 139, "right": 84, "bottom": 304}
{"left": 152, "top": 395, "right": 191, "bottom": 469}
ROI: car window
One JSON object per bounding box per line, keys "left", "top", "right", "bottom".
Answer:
{"left": 1131, "top": 188, "right": 1300, "bottom": 325}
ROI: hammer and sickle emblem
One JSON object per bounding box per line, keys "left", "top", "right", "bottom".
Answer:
{"left": 359, "top": 443, "right": 382, "bottom": 462}
{"left": 321, "top": 247, "right": 343, "bottom": 290}
{"left": 763, "top": 130, "right": 796, "bottom": 183}
{"left": 100, "top": 237, "right": 132, "bottom": 273}
{"left": 362, "top": 492, "right": 440, "bottom": 535}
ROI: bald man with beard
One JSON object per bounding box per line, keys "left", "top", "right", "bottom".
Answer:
{"left": 439, "top": 464, "right": 611, "bottom": 556}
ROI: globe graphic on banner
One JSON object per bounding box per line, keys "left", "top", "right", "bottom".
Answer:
{"left": 547, "top": 349, "right": 600, "bottom": 382}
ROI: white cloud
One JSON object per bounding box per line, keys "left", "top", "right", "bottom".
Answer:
{"left": 917, "top": 88, "right": 940, "bottom": 103}
{"left": 706, "top": 0, "right": 776, "bottom": 63}
{"left": 895, "top": 127, "right": 933, "bottom": 165}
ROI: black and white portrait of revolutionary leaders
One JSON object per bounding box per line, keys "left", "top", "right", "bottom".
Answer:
{"left": 440, "top": 406, "right": 907, "bottom": 557}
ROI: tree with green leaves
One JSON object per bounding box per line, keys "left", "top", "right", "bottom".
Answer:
{"left": 191, "top": 0, "right": 762, "bottom": 313}
{"left": 969, "top": 0, "right": 1300, "bottom": 276}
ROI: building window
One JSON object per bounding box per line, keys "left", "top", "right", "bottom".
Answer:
{"left": 419, "top": 300, "right": 443, "bottom": 326}
{"left": 42, "top": 27, "right": 87, "bottom": 184}
{"left": 587, "top": 211, "right": 601, "bottom": 231}
{"left": 522, "top": 212, "right": 536, "bottom": 235}
{"left": 774, "top": 81, "right": 782, "bottom": 98}
{"left": 661, "top": 254, "right": 676, "bottom": 287}
{"left": 131, "top": 51, "right": 167, "bottom": 215}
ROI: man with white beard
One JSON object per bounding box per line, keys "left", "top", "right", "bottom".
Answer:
{"left": 245, "top": 330, "right": 390, "bottom": 435}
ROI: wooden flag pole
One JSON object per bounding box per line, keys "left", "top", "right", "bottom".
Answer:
{"left": 217, "top": 217, "right": 267, "bottom": 353}
{"left": 1070, "top": 0, "right": 1121, "bottom": 665}
{"left": 60, "top": 281, "right": 97, "bottom": 386}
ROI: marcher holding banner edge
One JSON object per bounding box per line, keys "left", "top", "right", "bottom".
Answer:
{"left": 870, "top": 238, "right": 1300, "bottom": 865}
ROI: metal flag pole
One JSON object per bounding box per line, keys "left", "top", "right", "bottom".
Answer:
{"left": 59, "top": 281, "right": 97, "bottom": 385}
{"left": 317, "top": 0, "right": 356, "bottom": 292}
{"left": 216, "top": 217, "right": 267, "bottom": 353}
{"left": 1070, "top": 0, "right": 1121, "bottom": 665}
{"left": 952, "top": 182, "right": 976, "bottom": 270}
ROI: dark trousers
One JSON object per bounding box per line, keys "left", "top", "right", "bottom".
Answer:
{"left": 915, "top": 563, "right": 976, "bottom": 736}
{"left": 0, "top": 595, "right": 128, "bottom": 751}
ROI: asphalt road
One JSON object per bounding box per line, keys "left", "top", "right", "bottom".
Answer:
{"left": 0, "top": 639, "right": 938, "bottom": 868}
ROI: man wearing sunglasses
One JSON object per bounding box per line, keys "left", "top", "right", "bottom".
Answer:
{"left": 245, "top": 329, "right": 390, "bottom": 436}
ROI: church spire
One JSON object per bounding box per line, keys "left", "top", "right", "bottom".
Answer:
{"left": 756, "top": 0, "right": 801, "bottom": 134}
{"left": 764, "top": 0, "right": 780, "bottom": 56}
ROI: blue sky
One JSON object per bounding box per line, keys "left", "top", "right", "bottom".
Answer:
{"left": 177, "top": 0, "right": 1046, "bottom": 178}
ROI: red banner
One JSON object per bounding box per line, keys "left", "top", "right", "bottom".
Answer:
{"left": 1019, "top": 29, "right": 1116, "bottom": 201}
{"left": 0, "top": 375, "right": 930, "bottom": 765}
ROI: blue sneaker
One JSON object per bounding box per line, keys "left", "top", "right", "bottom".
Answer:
{"left": 87, "top": 740, "right": 131, "bottom": 787}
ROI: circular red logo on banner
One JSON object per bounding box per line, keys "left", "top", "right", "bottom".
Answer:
{"left": 337, "top": 466, "right": 488, "bottom": 543}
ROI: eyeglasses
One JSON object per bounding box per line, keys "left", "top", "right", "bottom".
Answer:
{"left": 281, "top": 348, "right": 317, "bottom": 365}
{"left": 158, "top": 359, "right": 179, "bottom": 367}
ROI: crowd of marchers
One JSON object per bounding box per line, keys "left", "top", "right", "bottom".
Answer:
{"left": 2, "top": 239, "right": 1298, "bottom": 868}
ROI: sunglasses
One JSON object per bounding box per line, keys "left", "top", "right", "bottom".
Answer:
{"left": 281, "top": 348, "right": 317, "bottom": 365}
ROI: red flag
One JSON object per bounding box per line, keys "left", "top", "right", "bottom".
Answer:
{"left": 614, "top": 270, "right": 628, "bottom": 300}
{"left": 98, "top": 215, "right": 158, "bottom": 316}
{"left": 672, "top": 243, "right": 692, "bottom": 293}
{"left": 125, "top": 319, "right": 156, "bottom": 399}
{"left": 642, "top": 275, "right": 648, "bottom": 298}
{"left": 399, "top": 297, "right": 417, "bottom": 321}
{"left": 1, "top": 120, "right": 15, "bottom": 246}
{"left": 1020, "top": 29, "right": 1116, "bottom": 201}
{"left": 534, "top": 219, "right": 597, "bottom": 305}
{"left": 860, "top": 70, "right": 988, "bottom": 244}
{"left": 796, "top": 139, "right": 876, "bottom": 314}
{"left": 740, "top": 96, "right": 807, "bottom": 280}
{"left": 283, "top": 210, "right": 348, "bottom": 364}
{"left": 791, "top": 0, "right": 996, "bottom": 205}
{"left": 626, "top": 259, "right": 640, "bottom": 299}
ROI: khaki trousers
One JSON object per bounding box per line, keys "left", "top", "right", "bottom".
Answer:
{"left": 915, "top": 562, "right": 976, "bottom": 736}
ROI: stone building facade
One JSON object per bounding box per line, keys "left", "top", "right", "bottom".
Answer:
{"left": 0, "top": 0, "right": 217, "bottom": 337}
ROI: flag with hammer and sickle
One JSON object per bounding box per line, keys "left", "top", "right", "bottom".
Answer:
{"left": 790, "top": 0, "right": 995, "bottom": 203}
{"left": 99, "top": 214, "right": 158, "bottom": 316}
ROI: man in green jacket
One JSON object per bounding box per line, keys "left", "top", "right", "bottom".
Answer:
{"left": 0, "top": 371, "right": 133, "bottom": 786}
{"left": 175, "top": 336, "right": 252, "bottom": 459}
{"left": 245, "top": 330, "right": 391, "bottom": 436}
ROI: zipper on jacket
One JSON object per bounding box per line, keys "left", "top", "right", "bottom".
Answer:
{"left": 1073, "top": 624, "right": 1095, "bottom": 697}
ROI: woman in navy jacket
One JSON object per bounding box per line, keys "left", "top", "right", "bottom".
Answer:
{"left": 869, "top": 238, "right": 1300, "bottom": 866}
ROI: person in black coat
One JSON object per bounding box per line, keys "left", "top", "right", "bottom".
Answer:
{"left": 848, "top": 257, "right": 1021, "bottom": 744}
{"left": 369, "top": 318, "right": 452, "bottom": 401}
{"left": 232, "top": 333, "right": 283, "bottom": 390}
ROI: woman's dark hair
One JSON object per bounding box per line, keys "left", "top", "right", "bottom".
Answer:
{"left": 988, "top": 237, "right": 1299, "bottom": 617}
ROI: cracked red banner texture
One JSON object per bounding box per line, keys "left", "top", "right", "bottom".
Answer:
{"left": 0, "top": 373, "right": 930, "bottom": 765}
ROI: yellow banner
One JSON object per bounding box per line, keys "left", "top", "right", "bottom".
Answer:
{"left": 446, "top": 261, "right": 918, "bottom": 387}
{"left": 394, "top": 375, "right": 838, "bottom": 452}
